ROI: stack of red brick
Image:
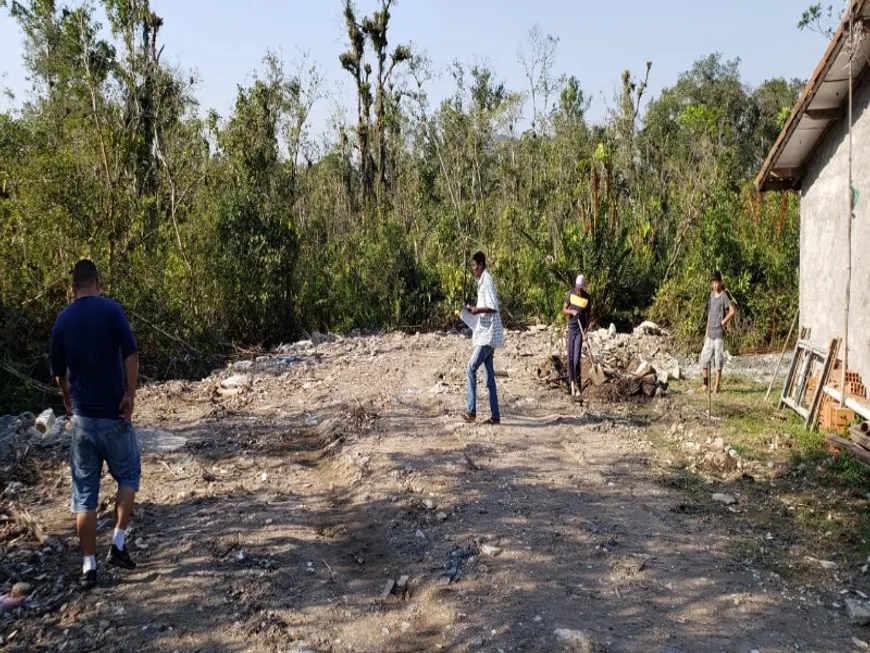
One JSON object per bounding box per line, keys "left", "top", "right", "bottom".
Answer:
{"left": 819, "top": 366, "right": 866, "bottom": 433}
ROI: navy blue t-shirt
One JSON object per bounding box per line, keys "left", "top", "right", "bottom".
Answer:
{"left": 50, "top": 296, "right": 138, "bottom": 419}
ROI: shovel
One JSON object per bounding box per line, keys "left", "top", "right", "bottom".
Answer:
{"left": 584, "top": 335, "right": 607, "bottom": 386}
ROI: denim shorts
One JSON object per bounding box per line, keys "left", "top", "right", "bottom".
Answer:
{"left": 70, "top": 416, "right": 141, "bottom": 513}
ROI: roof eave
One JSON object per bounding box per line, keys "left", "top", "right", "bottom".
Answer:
{"left": 755, "top": 0, "right": 868, "bottom": 193}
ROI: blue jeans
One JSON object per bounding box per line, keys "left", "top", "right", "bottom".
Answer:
{"left": 70, "top": 416, "right": 141, "bottom": 514}
{"left": 466, "top": 345, "right": 500, "bottom": 420}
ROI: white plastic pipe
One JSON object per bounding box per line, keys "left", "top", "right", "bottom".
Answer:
{"left": 822, "top": 385, "right": 870, "bottom": 422}
{"left": 843, "top": 0, "right": 855, "bottom": 407}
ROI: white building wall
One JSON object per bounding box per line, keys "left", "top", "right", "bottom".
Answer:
{"left": 801, "top": 75, "right": 870, "bottom": 384}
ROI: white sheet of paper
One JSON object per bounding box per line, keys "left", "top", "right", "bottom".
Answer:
{"left": 460, "top": 307, "right": 479, "bottom": 331}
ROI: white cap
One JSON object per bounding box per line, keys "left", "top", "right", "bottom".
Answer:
{"left": 576, "top": 274, "right": 585, "bottom": 289}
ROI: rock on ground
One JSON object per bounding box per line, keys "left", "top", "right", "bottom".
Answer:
{"left": 554, "top": 628, "right": 595, "bottom": 652}
{"left": 847, "top": 599, "right": 870, "bottom": 626}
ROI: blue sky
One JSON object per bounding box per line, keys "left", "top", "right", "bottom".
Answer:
{"left": 1, "top": 0, "right": 830, "bottom": 130}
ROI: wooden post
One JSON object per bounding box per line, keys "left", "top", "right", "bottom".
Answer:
{"left": 765, "top": 308, "right": 799, "bottom": 402}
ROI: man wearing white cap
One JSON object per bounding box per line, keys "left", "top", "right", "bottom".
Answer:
{"left": 562, "top": 275, "right": 592, "bottom": 397}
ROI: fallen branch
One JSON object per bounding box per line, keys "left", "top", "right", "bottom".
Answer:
{"left": 128, "top": 310, "right": 201, "bottom": 355}
{"left": 0, "top": 360, "right": 62, "bottom": 396}
{"left": 8, "top": 502, "right": 48, "bottom": 544}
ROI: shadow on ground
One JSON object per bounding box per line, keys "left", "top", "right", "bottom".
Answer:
{"left": 2, "top": 395, "right": 857, "bottom": 653}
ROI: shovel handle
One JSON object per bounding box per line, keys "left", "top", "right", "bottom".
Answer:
{"left": 583, "top": 337, "right": 600, "bottom": 361}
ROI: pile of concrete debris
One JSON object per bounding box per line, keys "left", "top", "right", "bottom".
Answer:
{"left": 586, "top": 320, "right": 682, "bottom": 383}
{"left": 0, "top": 409, "right": 68, "bottom": 472}
{"left": 206, "top": 335, "right": 342, "bottom": 397}
{"left": 537, "top": 320, "right": 682, "bottom": 401}
{"left": 204, "top": 328, "right": 431, "bottom": 393}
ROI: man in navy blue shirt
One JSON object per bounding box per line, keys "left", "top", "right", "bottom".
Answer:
{"left": 51, "top": 260, "right": 141, "bottom": 590}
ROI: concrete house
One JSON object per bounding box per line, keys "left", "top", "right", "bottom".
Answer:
{"left": 756, "top": 0, "right": 870, "bottom": 391}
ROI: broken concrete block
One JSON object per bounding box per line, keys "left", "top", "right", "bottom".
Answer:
{"left": 634, "top": 361, "right": 652, "bottom": 377}
{"left": 633, "top": 320, "right": 670, "bottom": 337}
{"left": 380, "top": 579, "right": 396, "bottom": 599}
{"left": 847, "top": 599, "right": 870, "bottom": 625}
{"left": 221, "top": 374, "right": 251, "bottom": 389}
{"left": 35, "top": 408, "right": 55, "bottom": 434}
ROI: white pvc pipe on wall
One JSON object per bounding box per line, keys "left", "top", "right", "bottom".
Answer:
{"left": 823, "top": 385, "right": 870, "bottom": 421}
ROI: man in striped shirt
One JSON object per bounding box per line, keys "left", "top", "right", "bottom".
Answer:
{"left": 462, "top": 251, "right": 504, "bottom": 425}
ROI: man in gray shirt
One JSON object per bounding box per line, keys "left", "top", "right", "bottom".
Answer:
{"left": 700, "top": 270, "right": 736, "bottom": 394}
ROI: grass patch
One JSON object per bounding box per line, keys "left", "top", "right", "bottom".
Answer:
{"left": 793, "top": 506, "right": 845, "bottom": 537}
{"left": 789, "top": 426, "right": 870, "bottom": 489}
{"left": 671, "top": 375, "right": 805, "bottom": 452}
{"left": 792, "top": 502, "right": 870, "bottom": 557}
{"left": 827, "top": 452, "right": 870, "bottom": 488}
{"left": 669, "top": 375, "right": 870, "bottom": 487}
{"left": 791, "top": 430, "right": 828, "bottom": 464}
{"left": 728, "top": 442, "right": 753, "bottom": 458}
{"left": 657, "top": 375, "right": 870, "bottom": 561}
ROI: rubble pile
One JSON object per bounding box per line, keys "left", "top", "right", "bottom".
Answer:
{"left": 214, "top": 322, "right": 685, "bottom": 406}
{"left": 587, "top": 321, "right": 682, "bottom": 383}
{"left": 0, "top": 410, "right": 68, "bottom": 473}
{"left": 665, "top": 419, "right": 771, "bottom": 480}
{"left": 0, "top": 410, "right": 71, "bottom": 628}
{"left": 537, "top": 320, "right": 682, "bottom": 402}
{"left": 207, "top": 330, "right": 381, "bottom": 383}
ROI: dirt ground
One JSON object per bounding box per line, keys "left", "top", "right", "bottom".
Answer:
{"left": 2, "top": 328, "right": 868, "bottom": 652}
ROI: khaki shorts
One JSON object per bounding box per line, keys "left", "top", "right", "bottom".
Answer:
{"left": 699, "top": 337, "right": 725, "bottom": 371}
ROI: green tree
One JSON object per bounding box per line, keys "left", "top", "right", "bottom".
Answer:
{"left": 0, "top": 0, "right": 806, "bottom": 411}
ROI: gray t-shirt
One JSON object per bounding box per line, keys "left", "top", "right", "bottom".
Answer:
{"left": 707, "top": 291, "right": 732, "bottom": 340}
